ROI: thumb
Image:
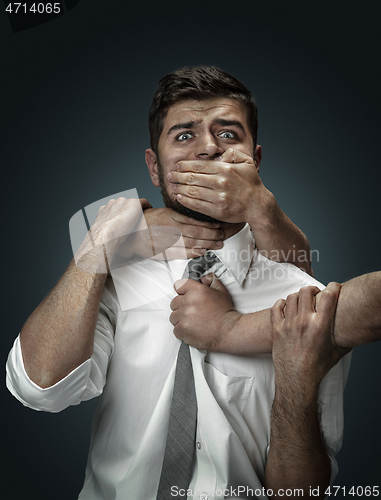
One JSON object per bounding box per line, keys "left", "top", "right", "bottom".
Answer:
{"left": 140, "top": 198, "right": 152, "bottom": 210}
{"left": 201, "top": 273, "right": 228, "bottom": 293}
{"left": 217, "top": 147, "right": 252, "bottom": 164}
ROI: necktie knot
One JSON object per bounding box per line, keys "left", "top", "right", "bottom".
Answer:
{"left": 184, "top": 252, "right": 221, "bottom": 282}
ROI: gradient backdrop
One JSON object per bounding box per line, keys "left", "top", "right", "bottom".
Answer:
{"left": 1, "top": 1, "right": 380, "bottom": 498}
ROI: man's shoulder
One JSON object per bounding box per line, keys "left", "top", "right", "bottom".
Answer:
{"left": 242, "top": 251, "right": 325, "bottom": 310}
{"left": 251, "top": 250, "right": 324, "bottom": 287}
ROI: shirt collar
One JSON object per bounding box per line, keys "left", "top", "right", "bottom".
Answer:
{"left": 211, "top": 223, "right": 254, "bottom": 286}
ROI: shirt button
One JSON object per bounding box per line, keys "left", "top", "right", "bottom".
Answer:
{"left": 200, "top": 494, "right": 208, "bottom": 500}
{"left": 196, "top": 441, "right": 202, "bottom": 450}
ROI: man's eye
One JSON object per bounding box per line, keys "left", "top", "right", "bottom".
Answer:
{"left": 176, "top": 132, "right": 193, "bottom": 141}
{"left": 218, "top": 131, "right": 237, "bottom": 139}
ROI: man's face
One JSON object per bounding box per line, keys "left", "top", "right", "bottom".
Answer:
{"left": 146, "top": 98, "right": 256, "bottom": 222}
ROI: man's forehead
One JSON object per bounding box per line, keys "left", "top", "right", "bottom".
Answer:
{"left": 164, "top": 98, "right": 248, "bottom": 127}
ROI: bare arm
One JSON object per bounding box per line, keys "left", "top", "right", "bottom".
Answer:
{"left": 20, "top": 197, "right": 148, "bottom": 388}
{"left": 171, "top": 279, "right": 350, "bottom": 496}
{"left": 332, "top": 271, "right": 381, "bottom": 347}
{"left": 170, "top": 271, "right": 381, "bottom": 353}
{"left": 264, "top": 284, "right": 350, "bottom": 498}
{"left": 20, "top": 261, "right": 108, "bottom": 388}
{"left": 19, "top": 201, "right": 225, "bottom": 389}
{"left": 168, "top": 147, "right": 312, "bottom": 274}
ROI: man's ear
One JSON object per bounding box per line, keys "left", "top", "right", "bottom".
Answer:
{"left": 254, "top": 145, "right": 262, "bottom": 173}
{"left": 145, "top": 149, "right": 160, "bottom": 187}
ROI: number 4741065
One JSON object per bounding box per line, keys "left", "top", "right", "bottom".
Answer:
{"left": 325, "top": 486, "right": 379, "bottom": 496}
{"left": 5, "top": 3, "right": 61, "bottom": 14}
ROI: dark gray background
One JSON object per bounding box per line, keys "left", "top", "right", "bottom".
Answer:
{"left": 1, "top": 1, "right": 380, "bottom": 498}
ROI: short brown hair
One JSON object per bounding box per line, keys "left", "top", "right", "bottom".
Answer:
{"left": 148, "top": 65, "right": 258, "bottom": 154}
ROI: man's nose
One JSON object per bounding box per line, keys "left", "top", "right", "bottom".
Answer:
{"left": 193, "top": 134, "right": 224, "bottom": 159}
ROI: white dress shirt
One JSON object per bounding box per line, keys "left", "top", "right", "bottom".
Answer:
{"left": 6, "top": 224, "right": 351, "bottom": 500}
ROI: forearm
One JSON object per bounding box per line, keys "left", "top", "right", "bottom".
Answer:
{"left": 20, "top": 259, "right": 107, "bottom": 388}
{"left": 333, "top": 271, "right": 381, "bottom": 348}
{"left": 265, "top": 381, "right": 331, "bottom": 498}
{"left": 221, "top": 309, "right": 273, "bottom": 355}
{"left": 248, "top": 192, "right": 312, "bottom": 276}
{"left": 221, "top": 271, "right": 381, "bottom": 354}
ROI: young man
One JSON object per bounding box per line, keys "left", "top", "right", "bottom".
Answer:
{"left": 6, "top": 66, "right": 350, "bottom": 499}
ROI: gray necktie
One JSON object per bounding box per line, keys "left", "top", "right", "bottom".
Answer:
{"left": 156, "top": 252, "right": 221, "bottom": 499}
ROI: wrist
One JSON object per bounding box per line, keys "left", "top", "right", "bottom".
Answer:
{"left": 274, "top": 372, "right": 320, "bottom": 407}
{"left": 246, "top": 189, "right": 277, "bottom": 233}
{"left": 219, "top": 310, "right": 243, "bottom": 353}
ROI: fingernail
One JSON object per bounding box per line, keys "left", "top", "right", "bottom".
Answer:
{"left": 175, "top": 163, "right": 180, "bottom": 170}
{"left": 177, "top": 194, "right": 182, "bottom": 200}
{"left": 215, "top": 156, "right": 222, "bottom": 161}
{"left": 167, "top": 172, "right": 173, "bottom": 180}
{"left": 216, "top": 241, "right": 223, "bottom": 247}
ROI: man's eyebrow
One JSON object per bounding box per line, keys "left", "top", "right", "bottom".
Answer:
{"left": 167, "top": 121, "right": 198, "bottom": 135}
{"left": 166, "top": 118, "right": 246, "bottom": 136}
{"left": 213, "top": 119, "right": 245, "bottom": 132}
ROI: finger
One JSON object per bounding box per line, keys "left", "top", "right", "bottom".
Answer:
{"left": 170, "top": 295, "right": 182, "bottom": 312}
{"left": 285, "top": 292, "right": 299, "bottom": 316}
{"left": 298, "top": 286, "right": 322, "bottom": 313}
{"left": 171, "top": 211, "right": 220, "bottom": 228}
{"left": 200, "top": 273, "right": 213, "bottom": 286}
{"left": 218, "top": 147, "right": 253, "bottom": 164}
{"left": 173, "top": 324, "right": 184, "bottom": 341}
{"left": 173, "top": 278, "right": 200, "bottom": 294}
{"left": 176, "top": 194, "right": 216, "bottom": 218}
{"left": 182, "top": 237, "right": 223, "bottom": 252}
{"left": 140, "top": 198, "right": 152, "bottom": 210}
{"left": 316, "top": 282, "right": 341, "bottom": 322}
{"left": 154, "top": 245, "right": 206, "bottom": 260}
{"left": 271, "top": 298, "right": 287, "bottom": 324}
{"left": 169, "top": 310, "right": 180, "bottom": 327}
{"left": 202, "top": 273, "right": 229, "bottom": 294}
{"left": 150, "top": 226, "right": 182, "bottom": 254}
{"left": 180, "top": 225, "right": 225, "bottom": 241}
{"left": 172, "top": 184, "right": 218, "bottom": 204}
{"left": 169, "top": 171, "right": 218, "bottom": 189}
{"left": 175, "top": 160, "right": 220, "bottom": 175}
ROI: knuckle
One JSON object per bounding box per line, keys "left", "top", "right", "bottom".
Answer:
{"left": 187, "top": 173, "right": 196, "bottom": 184}
{"left": 186, "top": 237, "right": 197, "bottom": 248}
{"left": 169, "top": 298, "right": 177, "bottom": 311}
{"left": 298, "top": 316, "right": 309, "bottom": 331}
{"left": 218, "top": 176, "right": 228, "bottom": 189}
{"left": 287, "top": 292, "right": 298, "bottom": 303}
{"left": 191, "top": 199, "right": 201, "bottom": 210}
{"left": 211, "top": 240, "right": 222, "bottom": 249}
{"left": 223, "top": 163, "right": 232, "bottom": 174}
{"left": 219, "top": 192, "right": 227, "bottom": 204}
{"left": 173, "top": 326, "right": 181, "bottom": 339}
{"left": 188, "top": 186, "right": 197, "bottom": 197}
{"left": 169, "top": 312, "right": 175, "bottom": 325}
{"left": 323, "top": 289, "right": 335, "bottom": 300}
{"left": 193, "top": 226, "right": 204, "bottom": 238}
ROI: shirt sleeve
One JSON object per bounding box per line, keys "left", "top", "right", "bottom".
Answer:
{"left": 5, "top": 277, "right": 118, "bottom": 413}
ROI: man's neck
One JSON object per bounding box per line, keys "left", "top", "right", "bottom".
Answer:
{"left": 220, "top": 222, "right": 246, "bottom": 241}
